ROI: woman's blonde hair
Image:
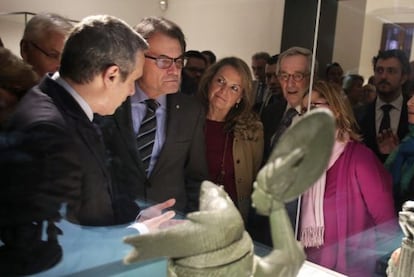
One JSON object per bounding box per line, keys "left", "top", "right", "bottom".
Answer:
{"left": 310, "top": 80, "right": 361, "bottom": 141}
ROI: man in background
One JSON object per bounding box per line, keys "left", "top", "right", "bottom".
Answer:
{"left": 20, "top": 12, "right": 72, "bottom": 77}
{"left": 251, "top": 51, "right": 270, "bottom": 106}
{"left": 356, "top": 49, "right": 410, "bottom": 162}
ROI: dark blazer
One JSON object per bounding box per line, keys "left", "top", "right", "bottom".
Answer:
{"left": 4, "top": 75, "right": 132, "bottom": 227}
{"left": 98, "top": 92, "right": 209, "bottom": 213}
{"left": 260, "top": 98, "right": 287, "bottom": 162}
{"left": 356, "top": 95, "right": 409, "bottom": 162}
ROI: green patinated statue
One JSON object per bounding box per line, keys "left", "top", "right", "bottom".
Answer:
{"left": 123, "top": 109, "right": 335, "bottom": 277}
{"left": 387, "top": 201, "right": 414, "bottom": 277}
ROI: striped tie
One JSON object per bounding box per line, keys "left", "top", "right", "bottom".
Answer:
{"left": 270, "top": 107, "right": 298, "bottom": 148}
{"left": 137, "top": 99, "right": 159, "bottom": 174}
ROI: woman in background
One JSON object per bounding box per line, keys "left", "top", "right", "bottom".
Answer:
{"left": 198, "top": 57, "right": 263, "bottom": 222}
{"left": 383, "top": 95, "right": 414, "bottom": 213}
{"left": 300, "top": 80, "right": 397, "bottom": 277}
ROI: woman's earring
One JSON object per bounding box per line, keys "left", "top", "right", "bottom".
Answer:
{"left": 235, "top": 102, "right": 239, "bottom": 109}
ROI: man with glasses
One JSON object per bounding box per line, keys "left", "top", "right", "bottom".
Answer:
{"left": 180, "top": 50, "right": 207, "bottom": 95}
{"left": 20, "top": 12, "right": 72, "bottom": 77}
{"left": 261, "top": 47, "right": 313, "bottom": 162}
{"left": 99, "top": 16, "right": 209, "bottom": 214}
{"left": 356, "top": 49, "right": 410, "bottom": 162}
{"left": 249, "top": 47, "right": 314, "bottom": 246}
{"left": 183, "top": 50, "right": 207, "bottom": 84}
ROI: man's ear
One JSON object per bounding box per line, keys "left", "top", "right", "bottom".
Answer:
{"left": 103, "top": 65, "right": 120, "bottom": 85}
{"left": 20, "top": 40, "right": 28, "bottom": 61}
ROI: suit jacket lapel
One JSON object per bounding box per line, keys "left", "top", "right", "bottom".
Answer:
{"left": 43, "top": 78, "right": 111, "bottom": 182}
{"left": 398, "top": 94, "right": 409, "bottom": 139}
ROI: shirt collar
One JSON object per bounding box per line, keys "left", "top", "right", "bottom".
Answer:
{"left": 376, "top": 93, "right": 403, "bottom": 112}
{"left": 132, "top": 81, "right": 167, "bottom": 107}
{"left": 52, "top": 72, "right": 94, "bottom": 121}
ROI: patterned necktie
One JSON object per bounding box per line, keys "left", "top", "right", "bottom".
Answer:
{"left": 271, "top": 107, "right": 298, "bottom": 148}
{"left": 136, "top": 99, "right": 159, "bottom": 174}
{"left": 379, "top": 104, "right": 393, "bottom": 133}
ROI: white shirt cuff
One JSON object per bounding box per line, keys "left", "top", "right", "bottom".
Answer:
{"left": 127, "top": 222, "right": 149, "bottom": 234}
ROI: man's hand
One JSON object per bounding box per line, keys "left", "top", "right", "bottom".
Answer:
{"left": 377, "top": 129, "right": 399, "bottom": 154}
{"left": 137, "top": 198, "right": 176, "bottom": 221}
{"left": 137, "top": 199, "right": 184, "bottom": 231}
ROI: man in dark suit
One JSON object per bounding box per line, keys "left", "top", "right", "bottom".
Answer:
{"left": 356, "top": 49, "right": 411, "bottom": 162}
{"left": 99, "top": 17, "right": 209, "bottom": 214}
{"left": 251, "top": 51, "right": 271, "bottom": 107}
{"left": 261, "top": 47, "right": 313, "bottom": 162}
{"left": 1, "top": 15, "right": 174, "bottom": 275}
{"left": 250, "top": 47, "right": 313, "bottom": 246}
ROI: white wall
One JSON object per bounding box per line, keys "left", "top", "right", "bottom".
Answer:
{"left": 164, "top": 0, "right": 284, "bottom": 65}
{"left": 333, "top": 0, "right": 367, "bottom": 75}
{"left": 0, "top": 0, "right": 284, "bottom": 68}
{"left": 359, "top": 0, "right": 414, "bottom": 80}
{"left": 1, "top": 0, "right": 413, "bottom": 79}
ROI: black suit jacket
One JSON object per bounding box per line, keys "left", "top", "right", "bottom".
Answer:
{"left": 356, "top": 95, "right": 409, "bottom": 162}
{"left": 260, "top": 98, "right": 287, "bottom": 162}
{"left": 4, "top": 75, "right": 132, "bottom": 227}
{"left": 98, "top": 92, "right": 209, "bottom": 213}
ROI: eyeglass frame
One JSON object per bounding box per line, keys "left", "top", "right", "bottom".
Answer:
{"left": 277, "top": 72, "right": 310, "bottom": 82}
{"left": 144, "top": 54, "right": 186, "bottom": 69}
{"left": 27, "top": 41, "right": 61, "bottom": 60}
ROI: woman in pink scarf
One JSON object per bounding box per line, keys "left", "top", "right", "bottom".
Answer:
{"left": 300, "top": 80, "right": 398, "bottom": 276}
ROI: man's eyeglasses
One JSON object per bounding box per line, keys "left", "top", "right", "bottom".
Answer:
{"left": 301, "top": 102, "right": 329, "bottom": 114}
{"left": 278, "top": 72, "right": 309, "bottom": 82}
{"left": 145, "top": 54, "right": 185, "bottom": 69}
{"left": 28, "top": 41, "right": 61, "bottom": 60}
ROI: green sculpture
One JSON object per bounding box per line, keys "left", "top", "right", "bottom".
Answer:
{"left": 387, "top": 201, "right": 414, "bottom": 277}
{"left": 123, "top": 109, "right": 335, "bottom": 276}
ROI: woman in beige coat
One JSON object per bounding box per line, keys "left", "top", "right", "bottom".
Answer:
{"left": 198, "top": 57, "right": 263, "bottom": 222}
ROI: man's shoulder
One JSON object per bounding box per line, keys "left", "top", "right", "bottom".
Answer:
{"left": 10, "top": 86, "right": 65, "bottom": 130}
{"left": 261, "top": 99, "right": 287, "bottom": 121}
{"left": 354, "top": 101, "right": 375, "bottom": 123}
{"left": 167, "top": 93, "right": 204, "bottom": 112}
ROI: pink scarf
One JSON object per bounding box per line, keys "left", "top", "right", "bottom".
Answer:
{"left": 300, "top": 133, "right": 349, "bottom": 247}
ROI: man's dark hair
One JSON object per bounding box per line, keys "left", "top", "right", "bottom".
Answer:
{"left": 267, "top": 54, "right": 279, "bottom": 65}
{"left": 134, "top": 16, "right": 186, "bottom": 53}
{"left": 201, "top": 50, "right": 216, "bottom": 64}
{"left": 185, "top": 50, "right": 207, "bottom": 64}
{"left": 372, "top": 49, "right": 411, "bottom": 75}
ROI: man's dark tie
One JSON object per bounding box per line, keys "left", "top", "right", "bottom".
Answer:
{"left": 271, "top": 107, "right": 298, "bottom": 148}
{"left": 136, "top": 99, "right": 159, "bottom": 174}
{"left": 379, "top": 104, "right": 393, "bottom": 133}
{"left": 256, "top": 82, "right": 265, "bottom": 103}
